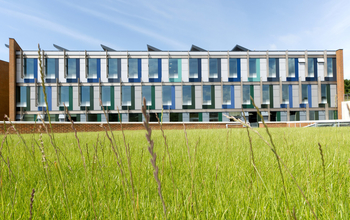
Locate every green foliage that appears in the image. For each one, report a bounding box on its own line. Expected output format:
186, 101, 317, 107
0, 128, 349, 219
344, 79, 350, 94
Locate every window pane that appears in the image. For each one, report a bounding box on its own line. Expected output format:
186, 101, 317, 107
262, 85, 270, 104
88, 59, 97, 78
122, 86, 132, 106
108, 59, 118, 78
269, 58, 276, 77
46, 59, 56, 79
38, 87, 45, 106
190, 113, 199, 122
162, 86, 172, 106
102, 86, 111, 106
321, 84, 327, 103
249, 59, 257, 77
302, 85, 308, 103
128, 59, 138, 78
288, 58, 295, 77
189, 59, 198, 78
67, 59, 77, 78
149, 59, 158, 78
60, 86, 70, 106
282, 85, 289, 104
223, 85, 231, 105
25, 58, 34, 78
169, 59, 178, 78
327, 58, 333, 77
229, 58, 237, 78
209, 112, 219, 122
209, 59, 218, 78
183, 86, 192, 105
17, 87, 27, 107
308, 58, 314, 77
142, 86, 152, 106
81, 87, 90, 106
243, 85, 250, 104
203, 85, 211, 105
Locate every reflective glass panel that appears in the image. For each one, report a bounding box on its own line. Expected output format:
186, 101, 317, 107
209, 59, 218, 78
302, 85, 308, 103
308, 58, 314, 77
321, 84, 327, 103
203, 85, 211, 105
60, 86, 69, 107
183, 86, 192, 105
122, 86, 132, 106
38, 87, 45, 106
162, 86, 172, 105
327, 58, 333, 77
46, 58, 56, 79
142, 86, 152, 106
169, 59, 178, 78
81, 87, 90, 107
249, 59, 257, 77
262, 85, 270, 104
269, 58, 276, 77
288, 58, 295, 77
243, 85, 250, 104
17, 87, 27, 107
149, 59, 158, 78
25, 58, 34, 78
229, 58, 237, 78
223, 85, 231, 105
102, 86, 111, 106
128, 59, 138, 78
282, 85, 289, 104
189, 59, 198, 78
67, 59, 77, 79
108, 58, 118, 78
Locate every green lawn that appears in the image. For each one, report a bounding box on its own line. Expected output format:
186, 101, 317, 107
0, 126, 349, 219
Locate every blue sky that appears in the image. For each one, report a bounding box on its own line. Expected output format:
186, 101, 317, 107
1, 0, 349, 78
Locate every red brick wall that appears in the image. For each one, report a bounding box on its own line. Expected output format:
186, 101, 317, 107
0, 60, 9, 119
0, 122, 244, 134
258, 122, 314, 128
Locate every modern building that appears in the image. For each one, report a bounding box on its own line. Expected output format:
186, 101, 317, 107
7, 38, 344, 126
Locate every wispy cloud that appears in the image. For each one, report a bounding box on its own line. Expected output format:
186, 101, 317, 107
64, 2, 187, 48
0, 6, 106, 47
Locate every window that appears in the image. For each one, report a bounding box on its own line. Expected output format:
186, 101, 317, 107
38, 87, 46, 107
321, 84, 327, 103
203, 85, 212, 105
269, 58, 277, 77
122, 86, 132, 106
229, 58, 238, 78
327, 58, 333, 77
128, 59, 138, 78
308, 58, 315, 77
243, 85, 250, 104
81, 87, 90, 107
46, 58, 56, 79
67, 58, 77, 79
249, 59, 257, 77
183, 86, 192, 105
162, 86, 172, 106
209, 112, 219, 122
17, 87, 27, 107
288, 58, 295, 77
302, 85, 308, 103
60, 86, 70, 106
24, 58, 35, 78
88, 59, 98, 78
223, 85, 231, 105
170, 113, 182, 122
282, 85, 289, 104
169, 59, 179, 78
262, 85, 270, 104
189, 59, 199, 78
108, 58, 119, 78
142, 86, 152, 106
101, 86, 111, 106
149, 59, 158, 78
209, 59, 218, 78
190, 113, 200, 122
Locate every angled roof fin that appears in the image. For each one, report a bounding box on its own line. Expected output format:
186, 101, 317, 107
53, 44, 68, 51
231, 44, 249, 51
147, 44, 161, 51
5, 44, 9, 48
190, 44, 206, 51
101, 44, 116, 51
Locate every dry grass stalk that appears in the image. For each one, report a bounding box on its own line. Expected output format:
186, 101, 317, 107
155, 110, 177, 193
242, 108, 256, 173
64, 105, 97, 220
29, 188, 35, 220
141, 97, 167, 219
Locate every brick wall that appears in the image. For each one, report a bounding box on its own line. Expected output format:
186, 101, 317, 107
258, 122, 314, 128
0, 122, 245, 134
0, 60, 9, 119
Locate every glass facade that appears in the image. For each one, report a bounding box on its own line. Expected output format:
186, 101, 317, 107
262, 85, 270, 104
183, 86, 192, 105
88, 59, 98, 78
46, 58, 56, 79
308, 58, 315, 77
60, 86, 70, 106
282, 85, 289, 104
128, 59, 138, 78
67, 58, 77, 79
202, 85, 212, 105
321, 84, 327, 103
122, 86, 132, 106
222, 85, 231, 105
142, 86, 152, 106
81, 86, 90, 107
149, 59, 158, 78
249, 59, 257, 77
229, 58, 237, 78
189, 59, 199, 78
243, 85, 250, 104
101, 86, 111, 106
38, 87, 45, 107
17, 87, 27, 107
327, 58, 333, 77
169, 59, 179, 78
108, 58, 118, 78
162, 86, 172, 106
302, 85, 308, 103
269, 58, 277, 77
288, 58, 295, 77
209, 59, 218, 78
24, 58, 35, 78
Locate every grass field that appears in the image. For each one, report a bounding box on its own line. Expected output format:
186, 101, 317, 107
0, 125, 349, 219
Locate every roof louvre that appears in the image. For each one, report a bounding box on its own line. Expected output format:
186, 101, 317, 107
231, 44, 249, 51
147, 44, 161, 51
101, 44, 116, 51
53, 44, 68, 51
190, 44, 206, 51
